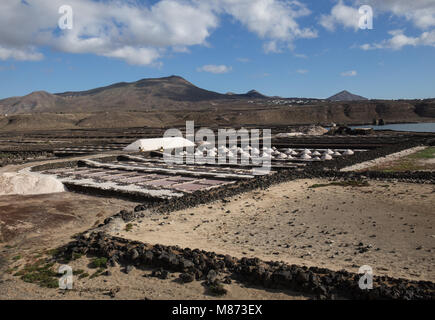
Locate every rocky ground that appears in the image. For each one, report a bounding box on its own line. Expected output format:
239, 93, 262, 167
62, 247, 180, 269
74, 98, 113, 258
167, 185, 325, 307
110, 179, 435, 282
0, 257, 311, 300
0, 178, 433, 300
0, 192, 139, 294
0, 133, 434, 300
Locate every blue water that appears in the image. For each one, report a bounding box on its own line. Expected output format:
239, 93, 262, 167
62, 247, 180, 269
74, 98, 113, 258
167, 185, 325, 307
351, 123, 435, 133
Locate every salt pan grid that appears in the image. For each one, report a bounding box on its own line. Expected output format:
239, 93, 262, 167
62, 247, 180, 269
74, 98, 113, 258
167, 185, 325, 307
39, 146, 366, 200
40, 159, 245, 199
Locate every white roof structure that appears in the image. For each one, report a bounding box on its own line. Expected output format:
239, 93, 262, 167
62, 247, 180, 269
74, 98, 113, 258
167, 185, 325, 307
123, 137, 195, 152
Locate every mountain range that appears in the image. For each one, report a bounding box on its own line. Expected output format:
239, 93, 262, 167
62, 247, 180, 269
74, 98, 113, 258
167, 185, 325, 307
327, 90, 368, 102
0, 76, 272, 115
0, 76, 433, 131
0, 75, 372, 115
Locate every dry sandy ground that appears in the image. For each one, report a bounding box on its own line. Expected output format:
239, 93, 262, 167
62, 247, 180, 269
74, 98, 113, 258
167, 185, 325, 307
111, 179, 435, 282
0, 192, 139, 295
0, 155, 308, 300
0, 192, 138, 244
0, 178, 433, 300
0, 256, 311, 300
0, 190, 309, 299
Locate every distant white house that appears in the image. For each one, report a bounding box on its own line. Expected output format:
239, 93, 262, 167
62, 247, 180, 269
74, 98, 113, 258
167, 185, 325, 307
123, 137, 195, 152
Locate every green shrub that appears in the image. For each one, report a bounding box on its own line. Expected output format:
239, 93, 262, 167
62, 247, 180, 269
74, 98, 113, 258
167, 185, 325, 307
90, 257, 108, 269
208, 282, 227, 296
15, 260, 58, 288
72, 253, 83, 260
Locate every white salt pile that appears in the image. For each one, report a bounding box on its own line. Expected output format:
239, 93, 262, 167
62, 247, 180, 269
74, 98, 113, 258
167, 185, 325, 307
0, 172, 65, 196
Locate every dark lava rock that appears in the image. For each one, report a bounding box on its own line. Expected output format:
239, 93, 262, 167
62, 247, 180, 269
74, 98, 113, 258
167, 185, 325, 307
180, 258, 195, 271
56, 231, 435, 301
296, 271, 309, 285
130, 249, 140, 260
207, 270, 218, 283
207, 280, 227, 296
120, 210, 136, 222
108, 287, 120, 298
151, 268, 169, 280
124, 265, 134, 274
179, 273, 195, 283
223, 276, 232, 284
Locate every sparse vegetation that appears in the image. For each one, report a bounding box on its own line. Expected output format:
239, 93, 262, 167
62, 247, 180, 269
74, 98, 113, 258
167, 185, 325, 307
46, 248, 60, 257
125, 223, 133, 232
90, 257, 108, 269
72, 252, 83, 260
6, 265, 19, 274
408, 147, 435, 160
90, 269, 105, 279
14, 259, 58, 288
73, 269, 85, 275
208, 282, 227, 296
372, 147, 435, 172
309, 180, 370, 189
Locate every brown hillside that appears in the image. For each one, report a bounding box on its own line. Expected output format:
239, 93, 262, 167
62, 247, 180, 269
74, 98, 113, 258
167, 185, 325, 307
0, 76, 433, 131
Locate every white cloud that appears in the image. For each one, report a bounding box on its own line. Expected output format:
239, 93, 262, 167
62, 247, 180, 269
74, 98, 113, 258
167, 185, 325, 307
263, 41, 281, 54
172, 46, 190, 53
197, 64, 232, 74
0, 46, 43, 61
0, 0, 318, 65
103, 47, 162, 66
0, 0, 218, 65
322, 1, 435, 31
322, 1, 435, 51
215, 0, 317, 50
320, 1, 361, 31
296, 69, 308, 74
341, 70, 357, 76
355, 0, 435, 29
361, 29, 435, 50
237, 58, 250, 63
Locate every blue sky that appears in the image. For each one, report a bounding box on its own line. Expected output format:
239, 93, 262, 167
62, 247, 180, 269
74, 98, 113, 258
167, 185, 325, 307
0, 0, 434, 100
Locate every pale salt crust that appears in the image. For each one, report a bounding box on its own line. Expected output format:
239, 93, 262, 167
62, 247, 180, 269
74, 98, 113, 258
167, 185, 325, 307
340, 146, 427, 172
121, 155, 256, 174
57, 176, 185, 199
82, 159, 255, 180
26, 165, 189, 199
0, 169, 65, 196
32, 164, 184, 199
